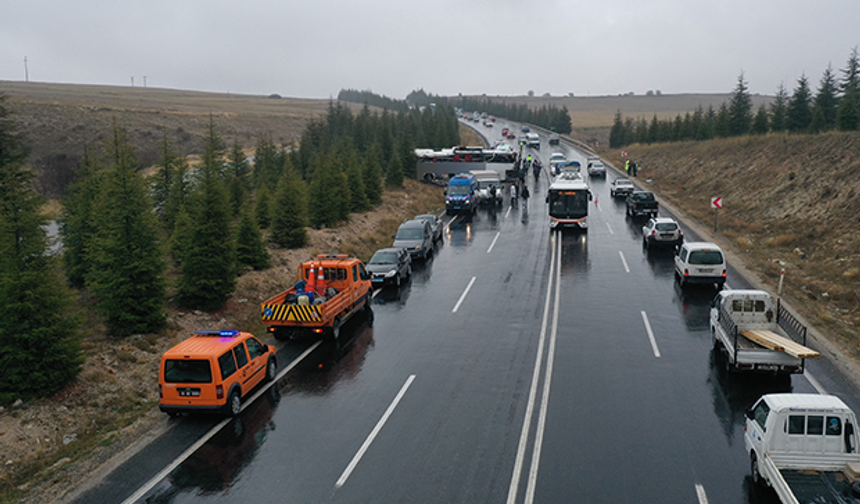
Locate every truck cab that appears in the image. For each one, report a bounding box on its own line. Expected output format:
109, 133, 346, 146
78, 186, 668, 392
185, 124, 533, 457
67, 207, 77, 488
746, 393, 860, 503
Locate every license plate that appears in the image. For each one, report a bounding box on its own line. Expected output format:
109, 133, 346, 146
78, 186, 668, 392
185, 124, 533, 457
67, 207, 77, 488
372, 278, 383, 283
757, 364, 778, 371
698, 268, 713, 274
660, 234, 673, 239
179, 389, 200, 397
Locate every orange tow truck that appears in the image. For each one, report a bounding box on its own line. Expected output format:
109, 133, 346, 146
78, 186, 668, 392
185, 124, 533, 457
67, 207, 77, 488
260, 255, 373, 341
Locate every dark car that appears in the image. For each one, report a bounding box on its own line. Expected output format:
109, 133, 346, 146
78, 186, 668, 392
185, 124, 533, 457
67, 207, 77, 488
626, 191, 659, 218
413, 214, 444, 243
393, 219, 435, 259
521, 125, 530, 133
366, 247, 412, 287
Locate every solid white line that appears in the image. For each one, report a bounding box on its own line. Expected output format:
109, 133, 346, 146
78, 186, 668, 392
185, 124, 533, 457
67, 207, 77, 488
120, 340, 322, 504
452, 276, 477, 313
487, 231, 501, 254
641, 311, 661, 358
335, 374, 416, 488
805, 370, 828, 395
506, 233, 557, 504
619, 250, 630, 273
524, 236, 562, 504
695, 483, 709, 504
606, 222, 614, 235
504, 206, 512, 219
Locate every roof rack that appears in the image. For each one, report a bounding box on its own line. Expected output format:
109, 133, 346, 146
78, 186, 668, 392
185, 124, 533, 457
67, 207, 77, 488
315, 254, 350, 259
194, 330, 240, 337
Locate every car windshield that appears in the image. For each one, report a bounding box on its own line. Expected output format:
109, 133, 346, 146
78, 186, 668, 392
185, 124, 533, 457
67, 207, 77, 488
689, 250, 724, 265
617, 180, 633, 186
164, 359, 212, 383
395, 228, 423, 240
551, 154, 565, 161
447, 184, 471, 196
633, 193, 654, 201
369, 252, 397, 264
655, 223, 678, 231
592, 163, 604, 168
478, 181, 499, 189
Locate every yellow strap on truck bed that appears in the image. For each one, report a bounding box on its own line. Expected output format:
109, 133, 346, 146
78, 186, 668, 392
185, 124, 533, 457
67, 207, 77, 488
739, 329, 820, 359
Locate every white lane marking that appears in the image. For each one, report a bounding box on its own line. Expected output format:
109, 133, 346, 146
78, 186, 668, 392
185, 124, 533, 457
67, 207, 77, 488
805, 370, 828, 395
335, 374, 416, 488
524, 236, 562, 504
641, 311, 661, 358
606, 222, 614, 235
487, 231, 501, 254
504, 206, 512, 219
452, 276, 477, 313
618, 250, 630, 273
120, 340, 322, 504
506, 233, 557, 504
695, 483, 709, 504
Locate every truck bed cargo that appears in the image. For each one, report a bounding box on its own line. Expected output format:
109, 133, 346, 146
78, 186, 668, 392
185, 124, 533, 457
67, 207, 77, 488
739, 329, 820, 359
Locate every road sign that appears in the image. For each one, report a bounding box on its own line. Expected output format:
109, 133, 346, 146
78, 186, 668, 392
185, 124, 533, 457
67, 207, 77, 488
710, 196, 722, 209
621, 151, 627, 157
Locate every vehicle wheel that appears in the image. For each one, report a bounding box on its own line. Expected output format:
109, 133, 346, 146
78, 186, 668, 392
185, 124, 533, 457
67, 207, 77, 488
750, 455, 763, 486
227, 390, 242, 417
272, 329, 288, 342
365, 306, 375, 326
265, 357, 277, 382
168, 411, 182, 418
331, 317, 341, 341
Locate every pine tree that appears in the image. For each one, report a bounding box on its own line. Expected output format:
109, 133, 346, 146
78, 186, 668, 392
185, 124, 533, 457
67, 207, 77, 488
270, 159, 308, 248
0, 94, 82, 402
226, 141, 249, 216
162, 154, 190, 233
362, 144, 384, 205
770, 84, 789, 132
728, 72, 753, 136
609, 110, 625, 148
715, 103, 731, 137
61, 145, 102, 288
175, 124, 236, 311
169, 206, 192, 267
840, 46, 860, 99
386, 150, 404, 188
787, 74, 813, 133
253, 135, 280, 189
751, 104, 769, 134
308, 155, 341, 228
815, 65, 839, 130
255, 185, 273, 229
86, 124, 166, 337
152, 134, 178, 222
235, 209, 270, 271
837, 86, 860, 131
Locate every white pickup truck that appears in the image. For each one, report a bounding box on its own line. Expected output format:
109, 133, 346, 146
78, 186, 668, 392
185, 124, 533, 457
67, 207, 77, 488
746, 393, 860, 504
709, 289, 819, 374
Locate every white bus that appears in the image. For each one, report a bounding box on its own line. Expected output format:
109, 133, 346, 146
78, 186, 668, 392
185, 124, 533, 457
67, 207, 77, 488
546, 168, 592, 230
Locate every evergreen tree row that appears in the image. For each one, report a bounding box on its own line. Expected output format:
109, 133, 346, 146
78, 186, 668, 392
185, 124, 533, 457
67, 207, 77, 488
336, 89, 411, 112
610, 47, 860, 148
0, 94, 82, 403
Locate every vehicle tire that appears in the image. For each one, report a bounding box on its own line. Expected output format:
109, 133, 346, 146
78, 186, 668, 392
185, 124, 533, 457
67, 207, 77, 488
750, 454, 763, 486
265, 357, 277, 382
365, 306, 375, 326
168, 411, 182, 418
227, 390, 242, 417
272, 329, 288, 342
331, 317, 341, 341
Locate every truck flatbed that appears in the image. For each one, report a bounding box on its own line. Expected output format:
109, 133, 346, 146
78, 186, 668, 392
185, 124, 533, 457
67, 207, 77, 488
781, 469, 857, 504
740, 329, 821, 359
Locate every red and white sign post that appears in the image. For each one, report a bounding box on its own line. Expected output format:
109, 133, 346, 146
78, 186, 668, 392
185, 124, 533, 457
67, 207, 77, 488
710, 196, 723, 231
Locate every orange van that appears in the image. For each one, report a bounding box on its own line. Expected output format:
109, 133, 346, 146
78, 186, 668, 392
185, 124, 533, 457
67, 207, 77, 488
159, 330, 277, 416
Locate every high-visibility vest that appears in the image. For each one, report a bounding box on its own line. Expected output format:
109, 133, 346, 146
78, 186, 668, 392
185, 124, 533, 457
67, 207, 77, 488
625, 160, 630, 171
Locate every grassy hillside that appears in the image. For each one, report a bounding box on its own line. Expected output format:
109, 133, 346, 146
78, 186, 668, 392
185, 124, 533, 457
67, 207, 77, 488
603, 132, 860, 362
0, 80, 338, 175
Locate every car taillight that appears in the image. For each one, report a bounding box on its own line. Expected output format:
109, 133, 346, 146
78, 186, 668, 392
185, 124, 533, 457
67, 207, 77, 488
651, 230, 656, 236
722, 269, 727, 278
216, 385, 224, 400
684, 269, 690, 277
159, 384, 163, 399
678, 229, 683, 235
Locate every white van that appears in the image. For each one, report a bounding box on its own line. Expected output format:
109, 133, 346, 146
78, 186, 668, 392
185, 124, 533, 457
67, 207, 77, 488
674, 242, 726, 288
526, 133, 540, 148
470, 170, 503, 206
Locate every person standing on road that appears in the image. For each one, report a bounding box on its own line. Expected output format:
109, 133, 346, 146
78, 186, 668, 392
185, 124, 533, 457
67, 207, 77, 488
631, 160, 638, 177
625, 159, 630, 174
521, 184, 530, 208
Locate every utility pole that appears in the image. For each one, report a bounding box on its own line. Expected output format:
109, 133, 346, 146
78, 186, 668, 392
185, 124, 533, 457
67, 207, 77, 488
143, 76, 147, 88
24, 56, 28, 82
131, 76, 134, 87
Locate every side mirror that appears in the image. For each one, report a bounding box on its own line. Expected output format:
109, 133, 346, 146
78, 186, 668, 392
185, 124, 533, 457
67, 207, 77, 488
745, 409, 755, 421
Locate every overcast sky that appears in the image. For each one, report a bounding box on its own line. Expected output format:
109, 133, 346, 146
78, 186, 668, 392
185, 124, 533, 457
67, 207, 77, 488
2, 0, 859, 100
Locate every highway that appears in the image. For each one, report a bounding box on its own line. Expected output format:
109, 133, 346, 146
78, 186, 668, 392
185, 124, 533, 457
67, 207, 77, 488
68, 121, 860, 504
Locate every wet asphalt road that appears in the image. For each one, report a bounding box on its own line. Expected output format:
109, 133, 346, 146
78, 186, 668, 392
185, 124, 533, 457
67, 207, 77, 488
72, 123, 860, 504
